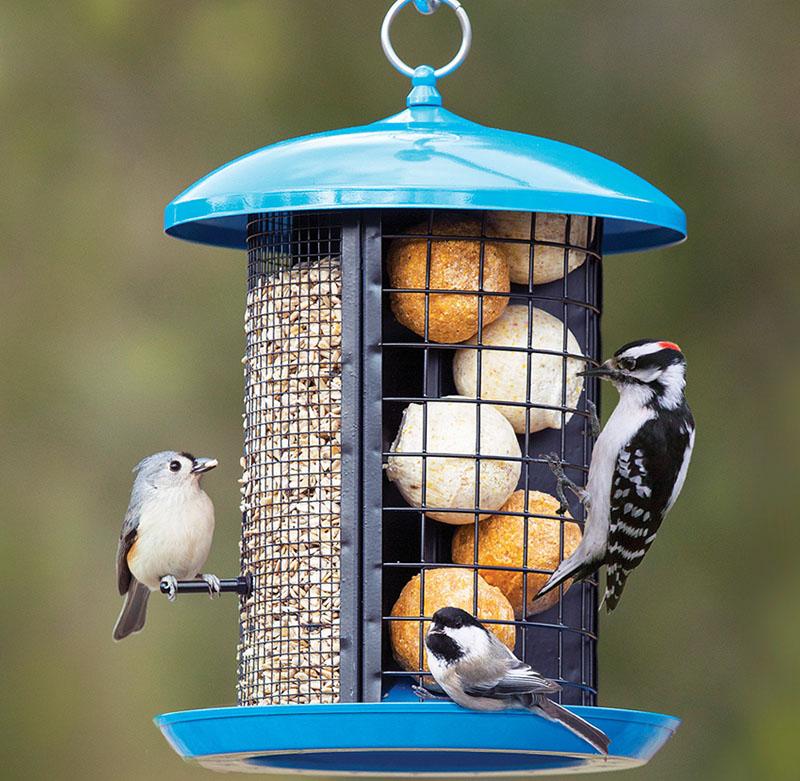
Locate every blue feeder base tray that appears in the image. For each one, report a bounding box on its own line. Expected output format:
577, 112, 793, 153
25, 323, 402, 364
155, 702, 679, 776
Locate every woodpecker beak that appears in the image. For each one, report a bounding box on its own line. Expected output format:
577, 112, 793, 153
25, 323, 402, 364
191, 457, 218, 474
577, 360, 616, 379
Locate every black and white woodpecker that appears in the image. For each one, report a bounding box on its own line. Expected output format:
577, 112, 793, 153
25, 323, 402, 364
538, 340, 695, 612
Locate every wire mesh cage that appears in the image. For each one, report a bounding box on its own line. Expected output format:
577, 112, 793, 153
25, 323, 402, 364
239, 213, 346, 705
379, 210, 602, 707
236, 208, 602, 708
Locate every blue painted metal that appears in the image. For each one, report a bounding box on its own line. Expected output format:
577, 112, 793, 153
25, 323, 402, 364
155, 702, 680, 775
407, 65, 442, 107
164, 100, 686, 255
412, 0, 441, 14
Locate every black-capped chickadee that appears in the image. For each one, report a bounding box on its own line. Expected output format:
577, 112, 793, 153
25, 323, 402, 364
113, 451, 219, 641
423, 607, 610, 755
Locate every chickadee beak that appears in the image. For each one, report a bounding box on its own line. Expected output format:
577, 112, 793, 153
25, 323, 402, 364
577, 360, 616, 379
191, 457, 218, 474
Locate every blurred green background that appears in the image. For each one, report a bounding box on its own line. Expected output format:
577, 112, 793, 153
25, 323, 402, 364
1, 1, 798, 779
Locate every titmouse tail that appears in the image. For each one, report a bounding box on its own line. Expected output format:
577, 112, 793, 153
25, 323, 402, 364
113, 580, 150, 641
534, 697, 610, 755
535, 552, 600, 601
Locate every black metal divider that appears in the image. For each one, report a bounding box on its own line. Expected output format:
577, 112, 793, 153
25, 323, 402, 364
338, 212, 364, 703
360, 211, 386, 703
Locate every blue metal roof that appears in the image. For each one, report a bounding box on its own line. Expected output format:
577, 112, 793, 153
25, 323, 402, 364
165, 79, 686, 254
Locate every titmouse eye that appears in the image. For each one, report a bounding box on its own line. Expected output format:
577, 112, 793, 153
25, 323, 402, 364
169, 460, 181, 472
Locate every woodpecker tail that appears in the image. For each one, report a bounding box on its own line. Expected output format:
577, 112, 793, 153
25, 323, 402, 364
601, 564, 630, 613
535, 553, 601, 602
534, 697, 610, 756
113, 579, 150, 641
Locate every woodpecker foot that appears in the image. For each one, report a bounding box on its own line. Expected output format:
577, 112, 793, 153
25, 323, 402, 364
543, 454, 572, 514
555, 491, 570, 517
543, 453, 590, 514
160, 575, 178, 602
198, 573, 221, 599
412, 684, 449, 702
587, 400, 601, 439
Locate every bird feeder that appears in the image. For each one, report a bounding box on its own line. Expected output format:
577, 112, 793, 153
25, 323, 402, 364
155, 0, 685, 774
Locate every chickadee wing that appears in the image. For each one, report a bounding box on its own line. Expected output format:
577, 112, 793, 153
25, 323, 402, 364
464, 658, 562, 699
116, 507, 140, 596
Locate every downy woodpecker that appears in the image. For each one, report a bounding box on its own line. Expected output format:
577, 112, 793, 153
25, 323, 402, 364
537, 340, 695, 612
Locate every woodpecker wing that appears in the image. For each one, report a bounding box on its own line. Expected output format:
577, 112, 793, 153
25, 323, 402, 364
665, 423, 696, 515
605, 404, 695, 610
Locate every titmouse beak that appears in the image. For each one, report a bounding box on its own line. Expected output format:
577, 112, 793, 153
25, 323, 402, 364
191, 457, 218, 474
577, 360, 616, 379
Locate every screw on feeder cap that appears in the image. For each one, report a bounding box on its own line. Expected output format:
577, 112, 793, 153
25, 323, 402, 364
407, 65, 442, 107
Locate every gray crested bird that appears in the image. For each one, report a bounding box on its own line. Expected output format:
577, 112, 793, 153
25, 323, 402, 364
538, 340, 695, 612
113, 451, 219, 641
422, 607, 610, 755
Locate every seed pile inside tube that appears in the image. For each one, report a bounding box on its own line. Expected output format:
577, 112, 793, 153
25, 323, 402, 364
238, 256, 342, 706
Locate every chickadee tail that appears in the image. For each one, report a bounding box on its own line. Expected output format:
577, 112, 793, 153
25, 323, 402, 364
535, 697, 610, 756
535, 554, 600, 601
113, 580, 150, 641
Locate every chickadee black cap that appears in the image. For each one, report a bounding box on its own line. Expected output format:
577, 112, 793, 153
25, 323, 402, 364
431, 606, 484, 631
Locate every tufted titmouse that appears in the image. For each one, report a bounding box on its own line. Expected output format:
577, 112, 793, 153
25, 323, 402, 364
113, 451, 219, 641
423, 607, 610, 755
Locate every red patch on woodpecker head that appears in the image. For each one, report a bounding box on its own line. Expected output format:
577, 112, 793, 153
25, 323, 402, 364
659, 341, 681, 352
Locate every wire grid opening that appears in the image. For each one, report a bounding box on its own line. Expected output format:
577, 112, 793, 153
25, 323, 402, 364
238, 212, 343, 705
381, 210, 602, 706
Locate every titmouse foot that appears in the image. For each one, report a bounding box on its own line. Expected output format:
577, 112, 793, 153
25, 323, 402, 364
160, 575, 178, 602
198, 573, 221, 599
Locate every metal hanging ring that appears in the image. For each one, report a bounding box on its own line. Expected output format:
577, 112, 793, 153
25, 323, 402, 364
381, 0, 472, 80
